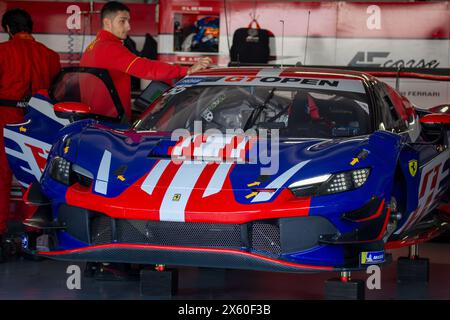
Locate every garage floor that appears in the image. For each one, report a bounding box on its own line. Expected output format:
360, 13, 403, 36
0, 242, 449, 300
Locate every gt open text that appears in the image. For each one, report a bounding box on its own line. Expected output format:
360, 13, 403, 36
177, 304, 271, 318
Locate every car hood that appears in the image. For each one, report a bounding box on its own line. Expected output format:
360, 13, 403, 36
72, 126, 376, 197
59, 125, 402, 222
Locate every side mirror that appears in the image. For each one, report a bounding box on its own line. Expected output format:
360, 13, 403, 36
420, 113, 450, 125
54, 102, 92, 121
429, 104, 450, 114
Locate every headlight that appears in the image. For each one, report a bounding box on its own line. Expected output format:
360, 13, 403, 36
289, 168, 371, 197
49, 157, 93, 187
49, 156, 71, 185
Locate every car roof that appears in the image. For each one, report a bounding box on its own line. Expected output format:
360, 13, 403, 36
193, 67, 375, 82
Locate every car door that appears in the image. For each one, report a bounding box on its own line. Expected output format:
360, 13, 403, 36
3, 67, 126, 188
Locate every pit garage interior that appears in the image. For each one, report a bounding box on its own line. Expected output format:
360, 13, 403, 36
0, 0, 450, 301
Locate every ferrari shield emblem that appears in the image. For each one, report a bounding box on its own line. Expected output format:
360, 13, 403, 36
172, 194, 181, 201
409, 160, 418, 177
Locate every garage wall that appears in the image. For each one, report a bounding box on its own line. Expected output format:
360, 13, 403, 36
0, 1, 157, 65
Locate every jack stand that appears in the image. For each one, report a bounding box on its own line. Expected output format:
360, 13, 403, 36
140, 264, 178, 298
397, 244, 429, 283
324, 271, 365, 300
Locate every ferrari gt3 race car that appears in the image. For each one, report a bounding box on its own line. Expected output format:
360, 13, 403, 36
5, 67, 450, 272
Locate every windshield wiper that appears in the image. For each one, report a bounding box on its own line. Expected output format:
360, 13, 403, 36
243, 88, 276, 131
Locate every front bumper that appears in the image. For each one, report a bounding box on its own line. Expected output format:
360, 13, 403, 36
39, 243, 337, 272
29, 202, 388, 271
25, 183, 390, 271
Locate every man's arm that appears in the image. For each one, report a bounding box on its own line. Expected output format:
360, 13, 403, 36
100, 43, 211, 81
101, 43, 187, 81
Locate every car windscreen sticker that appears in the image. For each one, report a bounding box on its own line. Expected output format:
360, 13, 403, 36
176, 76, 224, 87
179, 76, 365, 93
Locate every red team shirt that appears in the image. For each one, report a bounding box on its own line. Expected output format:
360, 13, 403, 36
80, 30, 189, 120
0, 32, 60, 109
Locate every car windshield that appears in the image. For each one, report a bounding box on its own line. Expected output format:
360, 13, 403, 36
134, 82, 371, 139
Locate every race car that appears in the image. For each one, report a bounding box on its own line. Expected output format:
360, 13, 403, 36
6, 66, 450, 272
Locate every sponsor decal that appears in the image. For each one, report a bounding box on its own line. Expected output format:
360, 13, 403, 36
177, 77, 206, 86
348, 51, 440, 69
360, 251, 385, 265
177, 76, 223, 86
400, 91, 441, 97
177, 76, 366, 93
247, 181, 261, 187
409, 159, 418, 177
350, 149, 369, 166
245, 191, 258, 199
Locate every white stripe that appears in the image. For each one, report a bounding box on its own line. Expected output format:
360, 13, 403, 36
252, 161, 310, 203
4, 128, 52, 182
172, 134, 198, 157
159, 161, 207, 222
203, 163, 233, 197
141, 160, 170, 195
94, 150, 111, 195
29, 97, 70, 126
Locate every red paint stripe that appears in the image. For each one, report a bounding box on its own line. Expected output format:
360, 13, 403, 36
385, 227, 444, 249
421, 114, 450, 125
419, 170, 432, 198
38, 243, 334, 271
439, 203, 450, 214
430, 164, 441, 189
22, 184, 32, 205
353, 199, 385, 223
369, 72, 450, 82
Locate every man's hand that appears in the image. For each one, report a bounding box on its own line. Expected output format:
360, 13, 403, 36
187, 57, 212, 75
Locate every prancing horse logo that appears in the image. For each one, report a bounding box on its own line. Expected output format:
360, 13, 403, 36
409, 160, 418, 177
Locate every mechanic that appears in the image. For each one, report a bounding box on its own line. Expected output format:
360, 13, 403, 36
80, 1, 212, 121
0, 8, 61, 254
